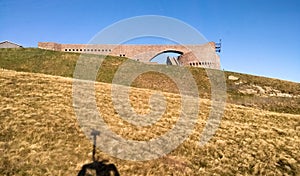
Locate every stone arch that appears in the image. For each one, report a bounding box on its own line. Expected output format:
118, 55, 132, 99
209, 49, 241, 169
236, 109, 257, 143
149, 49, 184, 62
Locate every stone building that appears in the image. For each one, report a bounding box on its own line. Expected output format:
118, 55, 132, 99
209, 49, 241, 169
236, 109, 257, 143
38, 42, 220, 69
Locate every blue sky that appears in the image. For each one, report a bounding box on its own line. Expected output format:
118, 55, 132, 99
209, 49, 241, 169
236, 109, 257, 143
1, 0, 299, 82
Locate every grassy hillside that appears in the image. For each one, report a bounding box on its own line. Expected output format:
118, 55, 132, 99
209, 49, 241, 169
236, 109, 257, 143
0, 48, 300, 114
0, 69, 299, 175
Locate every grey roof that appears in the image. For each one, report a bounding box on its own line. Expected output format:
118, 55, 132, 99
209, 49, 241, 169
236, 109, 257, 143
0, 40, 23, 47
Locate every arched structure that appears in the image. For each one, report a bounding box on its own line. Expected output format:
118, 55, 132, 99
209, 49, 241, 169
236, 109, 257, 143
149, 50, 183, 64
150, 50, 184, 60
38, 42, 220, 69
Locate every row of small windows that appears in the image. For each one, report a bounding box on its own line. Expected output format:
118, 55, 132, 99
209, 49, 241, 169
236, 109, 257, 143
64, 48, 112, 52
189, 62, 213, 66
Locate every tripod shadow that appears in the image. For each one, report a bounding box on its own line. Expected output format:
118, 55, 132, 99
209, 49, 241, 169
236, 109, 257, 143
77, 130, 120, 176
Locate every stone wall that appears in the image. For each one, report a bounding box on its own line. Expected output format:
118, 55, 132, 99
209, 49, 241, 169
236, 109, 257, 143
38, 42, 61, 51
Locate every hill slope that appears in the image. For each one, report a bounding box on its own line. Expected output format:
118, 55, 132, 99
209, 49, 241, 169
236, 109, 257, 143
0, 69, 299, 175
0, 48, 299, 114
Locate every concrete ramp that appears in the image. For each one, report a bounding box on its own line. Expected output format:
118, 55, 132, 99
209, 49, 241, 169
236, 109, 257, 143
166, 56, 179, 65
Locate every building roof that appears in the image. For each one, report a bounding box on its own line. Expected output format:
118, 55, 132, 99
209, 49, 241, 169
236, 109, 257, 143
0, 40, 23, 47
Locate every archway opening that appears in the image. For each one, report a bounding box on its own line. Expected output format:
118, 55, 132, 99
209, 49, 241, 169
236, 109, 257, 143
150, 50, 183, 65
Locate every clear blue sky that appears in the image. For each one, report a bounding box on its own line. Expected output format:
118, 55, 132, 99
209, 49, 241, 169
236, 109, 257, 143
1, 0, 299, 82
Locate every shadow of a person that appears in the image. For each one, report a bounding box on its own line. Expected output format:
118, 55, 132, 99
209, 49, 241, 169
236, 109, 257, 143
77, 160, 120, 176
77, 129, 120, 176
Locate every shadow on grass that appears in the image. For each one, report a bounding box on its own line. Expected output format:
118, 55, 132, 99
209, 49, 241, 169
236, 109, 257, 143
77, 129, 120, 176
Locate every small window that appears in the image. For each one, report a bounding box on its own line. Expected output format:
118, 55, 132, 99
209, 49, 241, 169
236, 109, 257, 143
69, 49, 71, 51
102, 49, 104, 52
120, 54, 122, 57
87, 49, 90, 51
91, 49, 93, 51
105, 49, 108, 52
123, 54, 125, 57
76, 49, 78, 51
109, 49, 111, 52
84, 49, 86, 51
72, 49, 75, 51
65, 49, 67, 51
98, 49, 101, 51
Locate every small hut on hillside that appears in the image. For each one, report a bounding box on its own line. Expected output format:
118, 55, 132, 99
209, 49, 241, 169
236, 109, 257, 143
0, 40, 23, 48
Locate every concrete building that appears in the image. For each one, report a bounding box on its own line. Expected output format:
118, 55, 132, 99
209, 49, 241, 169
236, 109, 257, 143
0, 41, 23, 48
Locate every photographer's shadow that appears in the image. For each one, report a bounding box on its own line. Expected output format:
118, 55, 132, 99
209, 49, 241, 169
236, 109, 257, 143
77, 130, 120, 176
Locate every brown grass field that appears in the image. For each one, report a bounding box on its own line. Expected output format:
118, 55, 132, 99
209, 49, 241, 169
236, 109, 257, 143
0, 68, 299, 175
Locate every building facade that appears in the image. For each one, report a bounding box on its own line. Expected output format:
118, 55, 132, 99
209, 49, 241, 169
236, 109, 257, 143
38, 42, 220, 69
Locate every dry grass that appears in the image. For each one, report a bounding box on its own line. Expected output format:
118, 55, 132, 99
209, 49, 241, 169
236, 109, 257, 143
1, 69, 299, 175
